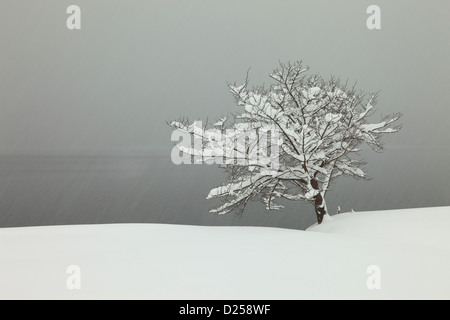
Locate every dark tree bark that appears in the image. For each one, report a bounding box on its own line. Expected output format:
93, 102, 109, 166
314, 193, 327, 224
311, 178, 327, 224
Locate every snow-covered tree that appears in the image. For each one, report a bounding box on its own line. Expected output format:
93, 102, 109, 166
170, 61, 401, 224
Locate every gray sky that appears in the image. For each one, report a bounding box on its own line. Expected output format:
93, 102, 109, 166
0, 0, 449, 155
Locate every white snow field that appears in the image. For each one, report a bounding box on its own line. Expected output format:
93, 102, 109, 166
1, 206, 450, 300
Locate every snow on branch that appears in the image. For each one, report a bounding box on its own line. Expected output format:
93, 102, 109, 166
169, 61, 402, 217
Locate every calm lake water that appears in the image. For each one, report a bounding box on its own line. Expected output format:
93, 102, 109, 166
0, 147, 448, 230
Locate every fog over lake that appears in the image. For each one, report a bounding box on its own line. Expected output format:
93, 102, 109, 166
0, 145, 448, 229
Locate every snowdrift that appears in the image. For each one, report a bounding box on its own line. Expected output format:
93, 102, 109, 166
1, 207, 449, 299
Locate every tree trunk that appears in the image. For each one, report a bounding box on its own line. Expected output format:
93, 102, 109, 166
314, 192, 328, 225
310, 178, 328, 224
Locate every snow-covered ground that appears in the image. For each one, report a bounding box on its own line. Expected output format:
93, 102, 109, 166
1, 206, 450, 300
